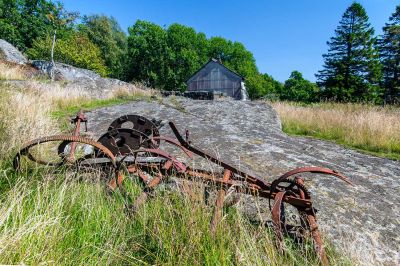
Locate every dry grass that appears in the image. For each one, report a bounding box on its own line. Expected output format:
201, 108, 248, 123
0, 81, 91, 156
271, 101, 400, 160
0, 79, 152, 157
0, 70, 351, 264
0, 61, 37, 80
109, 82, 156, 100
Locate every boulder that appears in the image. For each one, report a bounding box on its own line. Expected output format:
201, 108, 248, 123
0, 39, 28, 64
30, 60, 137, 97
30, 60, 101, 81
86, 98, 400, 265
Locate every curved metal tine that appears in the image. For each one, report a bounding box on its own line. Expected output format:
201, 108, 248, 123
276, 167, 353, 186
150, 136, 193, 158
269, 166, 353, 210
271, 191, 287, 251
295, 177, 329, 266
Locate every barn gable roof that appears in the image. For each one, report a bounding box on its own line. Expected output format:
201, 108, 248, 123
186, 58, 244, 83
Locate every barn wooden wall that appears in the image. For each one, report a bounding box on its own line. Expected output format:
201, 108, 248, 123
187, 61, 242, 99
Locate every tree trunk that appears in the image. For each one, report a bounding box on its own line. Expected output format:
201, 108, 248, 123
50, 29, 57, 81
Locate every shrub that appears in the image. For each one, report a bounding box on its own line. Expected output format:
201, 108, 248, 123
279, 71, 319, 103
27, 33, 108, 77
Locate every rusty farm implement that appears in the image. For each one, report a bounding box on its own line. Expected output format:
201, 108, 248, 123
13, 110, 352, 265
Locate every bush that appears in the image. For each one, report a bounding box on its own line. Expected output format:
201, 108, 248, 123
280, 71, 319, 103
27, 33, 108, 77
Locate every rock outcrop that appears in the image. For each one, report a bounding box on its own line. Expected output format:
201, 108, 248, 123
0, 39, 28, 64
86, 98, 400, 265
0, 40, 139, 97
30, 60, 133, 93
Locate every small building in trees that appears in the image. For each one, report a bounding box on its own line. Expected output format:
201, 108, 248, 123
186, 58, 248, 100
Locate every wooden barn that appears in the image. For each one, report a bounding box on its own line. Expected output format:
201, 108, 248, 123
186, 58, 248, 100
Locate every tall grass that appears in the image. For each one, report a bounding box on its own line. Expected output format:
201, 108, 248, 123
0, 166, 349, 265
0, 76, 351, 265
0, 61, 28, 80
271, 101, 400, 160
0, 80, 154, 157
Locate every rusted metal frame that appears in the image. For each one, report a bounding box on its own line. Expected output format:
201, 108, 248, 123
13, 112, 352, 266
148, 136, 193, 158
295, 176, 309, 231
18, 110, 87, 167
133, 148, 187, 172
268, 166, 353, 212
130, 159, 174, 211
14, 134, 117, 170
271, 191, 287, 251
210, 169, 231, 235
295, 177, 329, 266
160, 167, 314, 209
108, 173, 125, 191
161, 166, 312, 209
169, 121, 268, 188
167, 166, 315, 210
68, 109, 87, 162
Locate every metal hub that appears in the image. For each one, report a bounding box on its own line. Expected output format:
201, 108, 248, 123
107, 114, 160, 138
97, 128, 156, 156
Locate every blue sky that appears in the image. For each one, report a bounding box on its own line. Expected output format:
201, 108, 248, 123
62, 0, 398, 82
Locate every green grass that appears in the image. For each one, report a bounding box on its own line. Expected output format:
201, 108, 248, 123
0, 161, 350, 265
51, 94, 153, 131
51, 95, 152, 120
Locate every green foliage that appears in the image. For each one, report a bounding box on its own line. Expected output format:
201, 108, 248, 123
126, 20, 280, 98
0, 0, 75, 51
4, 1, 400, 104
316, 3, 382, 103
243, 73, 277, 99
207, 37, 267, 99
379, 5, 400, 104
164, 23, 208, 91
280, 71, 319, 102
78, 15, 128, 80
27, 33, 108, 76
126, 20, 170, 89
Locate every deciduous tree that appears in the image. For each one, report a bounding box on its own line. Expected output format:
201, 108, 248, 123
281, 71, 319, 102
126, 20, 169, 88
165, 23, 208, 90
79, 15, 127, 79
0, 0, 74, 51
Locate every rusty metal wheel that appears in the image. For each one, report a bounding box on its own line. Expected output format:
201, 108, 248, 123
269, 179, 312, 244
96, 128, 158, 156
108, 114, 160, 139
13, 135, 117, 171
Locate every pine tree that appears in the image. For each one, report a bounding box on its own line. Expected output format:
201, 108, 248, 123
379, 5, 400, 104
316, 3, 382, 102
